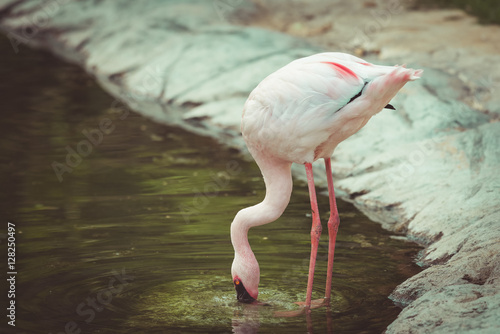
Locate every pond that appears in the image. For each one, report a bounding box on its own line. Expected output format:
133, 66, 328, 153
0, 35, 421, 333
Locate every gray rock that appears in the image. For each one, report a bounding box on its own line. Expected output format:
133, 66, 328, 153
387, 284, 500, 334
334, 68, 500, 333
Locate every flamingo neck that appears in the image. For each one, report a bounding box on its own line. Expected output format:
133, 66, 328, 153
231, 156, 293, 260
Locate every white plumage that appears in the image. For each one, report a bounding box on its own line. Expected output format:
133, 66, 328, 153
242, 52, 422, 163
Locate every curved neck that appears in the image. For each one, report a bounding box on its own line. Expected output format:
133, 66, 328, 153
231, 156, 293, 257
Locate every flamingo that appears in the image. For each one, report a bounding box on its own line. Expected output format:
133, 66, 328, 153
230, 52, 422, 310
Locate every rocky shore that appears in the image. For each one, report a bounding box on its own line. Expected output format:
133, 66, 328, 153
1, 0, 498, 332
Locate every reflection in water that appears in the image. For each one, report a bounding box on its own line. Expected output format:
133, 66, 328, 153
0, 35, 422, 333
233, 303, 338, 334
232, 304, 261, 334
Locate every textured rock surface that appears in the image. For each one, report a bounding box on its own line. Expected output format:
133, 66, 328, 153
1, 0, 498, 332
387, 284, 500, 334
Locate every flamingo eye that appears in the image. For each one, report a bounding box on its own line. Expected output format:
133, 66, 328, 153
234, 279, 241, 285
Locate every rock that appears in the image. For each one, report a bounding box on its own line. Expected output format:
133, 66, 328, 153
387, 284, 500, 334
1, 0, 499, 332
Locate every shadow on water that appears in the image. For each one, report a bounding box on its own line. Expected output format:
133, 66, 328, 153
0, 35, 422, 333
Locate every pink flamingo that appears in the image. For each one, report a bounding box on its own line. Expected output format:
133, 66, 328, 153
231, 52, 422, 310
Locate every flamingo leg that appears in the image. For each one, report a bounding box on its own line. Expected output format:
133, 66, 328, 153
304, 163, 322, 309
324, 158, 340, 303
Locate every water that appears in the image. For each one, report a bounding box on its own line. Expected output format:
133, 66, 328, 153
0, 36, 421, 333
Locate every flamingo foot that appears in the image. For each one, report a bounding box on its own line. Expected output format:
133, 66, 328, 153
274, 298, 326, 317
295, 298, 327, 309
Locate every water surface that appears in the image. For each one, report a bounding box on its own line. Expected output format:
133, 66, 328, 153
0, 36, 421, 333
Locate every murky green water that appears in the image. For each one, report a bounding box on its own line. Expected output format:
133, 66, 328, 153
0, 36, 421, 333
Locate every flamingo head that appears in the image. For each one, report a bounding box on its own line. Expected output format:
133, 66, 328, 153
231, 254, 259, 303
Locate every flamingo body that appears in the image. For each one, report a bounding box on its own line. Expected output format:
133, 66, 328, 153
242, 52, 421, 164
231, 52, 422, 306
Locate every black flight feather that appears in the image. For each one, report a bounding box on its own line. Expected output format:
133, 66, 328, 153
345, 82, 396, 110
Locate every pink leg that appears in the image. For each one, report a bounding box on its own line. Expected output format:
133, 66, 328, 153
324, 158, 340, 303
304, 163, 322, 309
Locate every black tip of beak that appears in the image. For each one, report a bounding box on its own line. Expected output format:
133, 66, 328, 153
234, 280, 256, 303
385, 103, 396, 110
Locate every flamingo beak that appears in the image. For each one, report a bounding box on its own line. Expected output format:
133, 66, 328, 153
233, 278, 256, 303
